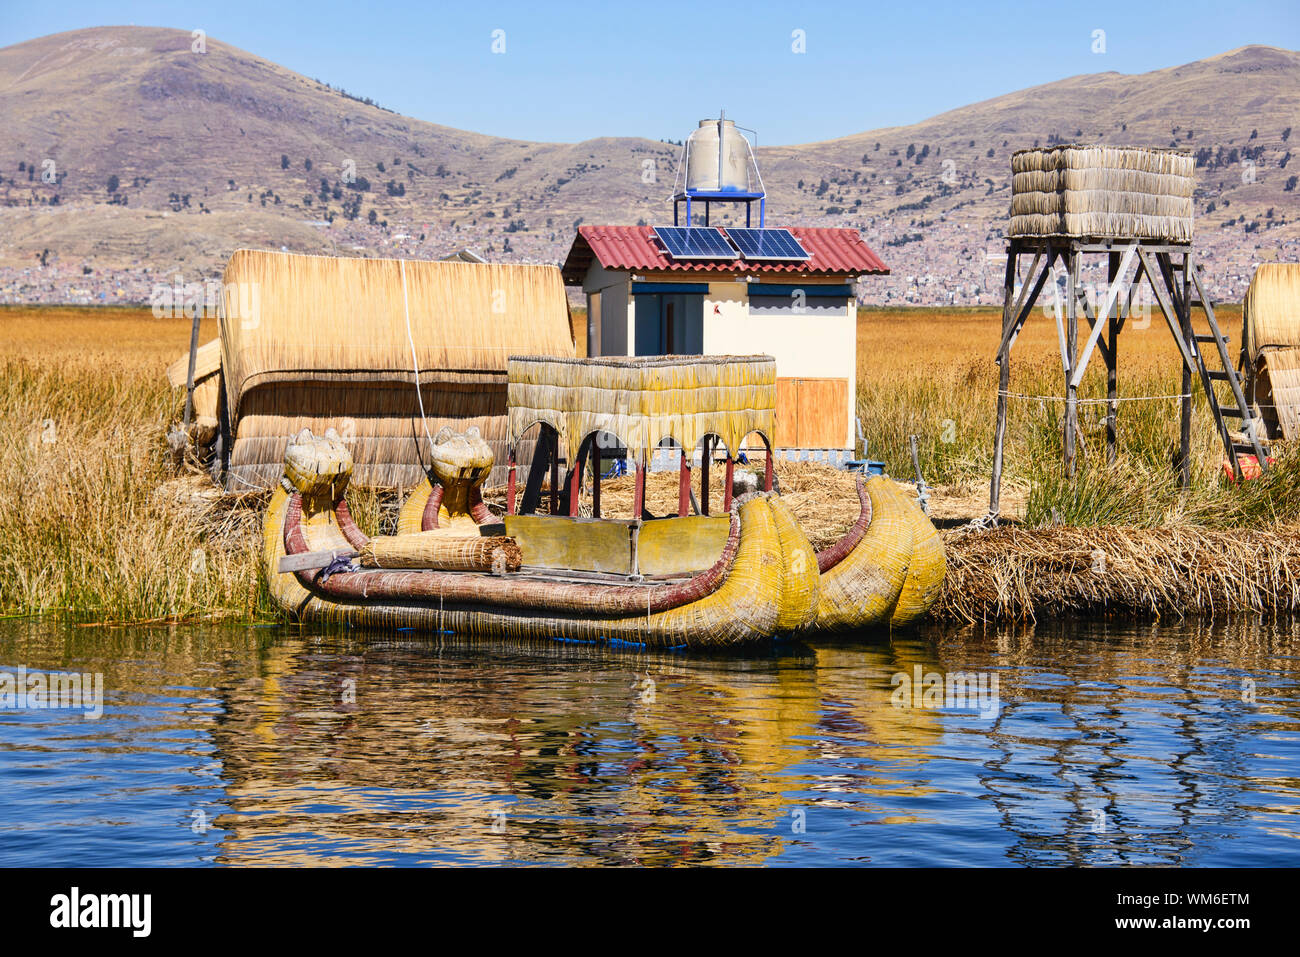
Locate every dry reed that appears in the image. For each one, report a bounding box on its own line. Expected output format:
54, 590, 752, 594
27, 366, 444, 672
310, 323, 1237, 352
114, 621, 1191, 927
217, 249, 576, 488
938, 523, 1300, 623
1242, 262, 1300, 439
1010, 145, 1195, 241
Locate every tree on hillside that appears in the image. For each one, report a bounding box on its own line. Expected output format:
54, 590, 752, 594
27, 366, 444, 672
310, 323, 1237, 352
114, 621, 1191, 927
281, 154, 290, 169
106, 174, 119, 194
305, 158, 313, 171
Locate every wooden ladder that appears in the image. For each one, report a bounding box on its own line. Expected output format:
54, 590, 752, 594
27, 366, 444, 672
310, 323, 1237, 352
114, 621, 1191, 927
1173, 259, 1270, 479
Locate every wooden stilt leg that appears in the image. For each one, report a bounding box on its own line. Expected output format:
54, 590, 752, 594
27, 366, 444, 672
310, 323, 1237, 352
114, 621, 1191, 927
1106, 251, 1119, 464
990, 243, 1018, 517
723, 456, 734, 512
506, 449, 517, 515
1178, 251, 1193, 489
1064, 248, 1079, 478
678, 447, 691, 517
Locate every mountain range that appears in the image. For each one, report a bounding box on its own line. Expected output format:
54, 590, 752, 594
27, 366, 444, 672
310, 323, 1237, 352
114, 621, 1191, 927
1, 26, 1297, 305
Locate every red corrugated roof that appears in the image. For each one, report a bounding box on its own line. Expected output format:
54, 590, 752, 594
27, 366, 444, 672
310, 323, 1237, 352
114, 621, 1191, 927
561, 225, 889, 284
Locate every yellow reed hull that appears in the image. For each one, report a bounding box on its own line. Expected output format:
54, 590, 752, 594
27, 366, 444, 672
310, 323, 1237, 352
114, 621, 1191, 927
265, 476, 945, 645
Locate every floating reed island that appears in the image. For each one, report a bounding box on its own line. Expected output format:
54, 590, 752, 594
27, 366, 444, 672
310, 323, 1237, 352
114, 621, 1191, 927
146, 136, 1300, 637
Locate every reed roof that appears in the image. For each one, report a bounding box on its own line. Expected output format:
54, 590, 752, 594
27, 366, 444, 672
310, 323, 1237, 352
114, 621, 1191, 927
1244, 263, 1300, 356
507, 354, 777, 463
219, 249, 575, 420
214, 249, 574, 490
1009, 145, 1195, 242
1244, 263, 1300, 440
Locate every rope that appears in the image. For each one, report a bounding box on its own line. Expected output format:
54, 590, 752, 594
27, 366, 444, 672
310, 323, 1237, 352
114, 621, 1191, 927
400, 258, 437, 463
998, 390, 1192, 405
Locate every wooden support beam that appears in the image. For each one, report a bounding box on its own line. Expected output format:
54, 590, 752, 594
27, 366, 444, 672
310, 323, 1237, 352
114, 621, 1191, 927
520, 426, 554, 516
763, 444, 775, 492
1175, 252, 1194, 489
591, 438, 601, 518
994, 248, 1048, 361
181, 303, 202, 436
1106, 252, 1119, 463
506, 449, 517, 515
723, 456, 735, 512
990, 244, 1019, 517
1069, 244, 1136, 388
677, 448, 691, 517
1064, 249, 1080, 477
1135, 247, 1196, 373
549, 430, 560, 514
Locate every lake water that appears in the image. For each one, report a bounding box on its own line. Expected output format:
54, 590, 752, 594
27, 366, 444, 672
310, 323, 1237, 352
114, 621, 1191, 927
1, 617, 1297, 866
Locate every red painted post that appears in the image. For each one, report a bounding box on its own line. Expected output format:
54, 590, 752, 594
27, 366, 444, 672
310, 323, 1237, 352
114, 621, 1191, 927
763, 444, 774, 492
568, 461, 582, 517
633, 456, 646, 519
506, 449, 517, 515
700, 437, 711, 515
723, 456, 734, 511
678, 447, 691, 517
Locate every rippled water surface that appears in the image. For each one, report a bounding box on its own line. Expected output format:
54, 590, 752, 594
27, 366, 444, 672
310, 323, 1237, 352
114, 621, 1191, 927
1, 618, 1298, 866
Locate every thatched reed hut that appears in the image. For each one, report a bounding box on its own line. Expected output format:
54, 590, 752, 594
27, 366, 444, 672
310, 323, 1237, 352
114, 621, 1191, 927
214, 249, 575, 490
1243, 262, 1300, 439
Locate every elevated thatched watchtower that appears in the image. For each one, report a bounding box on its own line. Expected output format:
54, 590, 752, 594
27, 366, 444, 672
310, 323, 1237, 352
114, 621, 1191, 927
987, 145, 1271, 521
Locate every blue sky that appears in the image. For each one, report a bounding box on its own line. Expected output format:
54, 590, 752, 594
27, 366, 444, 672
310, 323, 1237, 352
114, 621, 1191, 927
3, 0, 1297, 145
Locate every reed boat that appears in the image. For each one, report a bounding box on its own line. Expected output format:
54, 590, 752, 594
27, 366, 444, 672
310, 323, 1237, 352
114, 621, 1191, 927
264, 355, 944, 646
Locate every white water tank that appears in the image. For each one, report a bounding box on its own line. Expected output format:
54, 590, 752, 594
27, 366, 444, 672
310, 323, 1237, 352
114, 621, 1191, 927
685, 119, 751, 192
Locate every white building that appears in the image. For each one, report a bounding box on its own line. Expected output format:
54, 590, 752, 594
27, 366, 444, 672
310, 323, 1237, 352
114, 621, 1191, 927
560, 223, 889, 458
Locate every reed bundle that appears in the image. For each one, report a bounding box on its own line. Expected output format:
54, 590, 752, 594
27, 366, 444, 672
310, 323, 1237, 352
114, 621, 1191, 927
507, 354, 777, 465
1244, 263, 1300, 355
218, 249, 575, 488
359, 530, 522, 572
1009, 145, 1195, 242
1242, 263, 1300, 439
936, 524, 1300, 623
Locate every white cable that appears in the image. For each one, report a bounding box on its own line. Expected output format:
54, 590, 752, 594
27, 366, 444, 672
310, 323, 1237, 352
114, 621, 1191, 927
998, 390, 1192, 405
400, 258, 436, 462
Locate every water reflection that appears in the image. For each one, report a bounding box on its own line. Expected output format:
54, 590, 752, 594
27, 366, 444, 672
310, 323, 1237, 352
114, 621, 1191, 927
0, 617, 1297, 866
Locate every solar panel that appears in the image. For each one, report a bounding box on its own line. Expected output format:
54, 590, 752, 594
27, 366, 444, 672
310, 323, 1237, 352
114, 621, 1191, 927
653, 226, 736, 261
725, 228, 811, 262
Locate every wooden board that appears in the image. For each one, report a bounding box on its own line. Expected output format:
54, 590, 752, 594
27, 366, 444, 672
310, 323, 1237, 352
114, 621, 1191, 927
636, 515, 730, 577
775, 377, 849, 448
775, 377, 800, 447
504, 515, 635, 575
